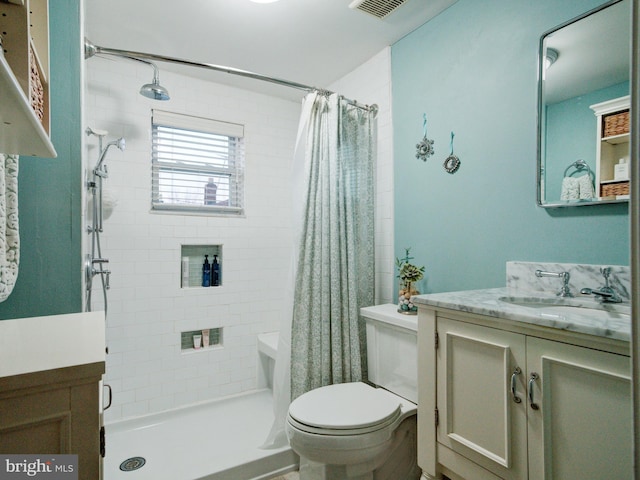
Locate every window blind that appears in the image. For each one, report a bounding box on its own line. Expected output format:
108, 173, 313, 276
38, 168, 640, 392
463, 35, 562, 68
151, 110, 245, 215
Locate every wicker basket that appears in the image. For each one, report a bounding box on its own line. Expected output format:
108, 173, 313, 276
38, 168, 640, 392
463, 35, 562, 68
600, 181, 629, 197
603, 110, 630, 138
29, 44, 44, 123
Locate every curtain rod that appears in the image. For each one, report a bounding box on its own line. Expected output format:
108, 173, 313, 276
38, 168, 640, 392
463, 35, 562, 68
84, 38, 378, 115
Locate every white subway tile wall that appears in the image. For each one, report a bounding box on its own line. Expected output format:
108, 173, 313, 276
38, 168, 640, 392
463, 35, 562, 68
84, 47, 393, 422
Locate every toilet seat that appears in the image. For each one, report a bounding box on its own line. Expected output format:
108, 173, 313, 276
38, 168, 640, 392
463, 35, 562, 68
288, 382, 401, 436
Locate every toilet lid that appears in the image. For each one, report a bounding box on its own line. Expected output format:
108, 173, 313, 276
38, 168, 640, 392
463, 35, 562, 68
288, 382, 401, 431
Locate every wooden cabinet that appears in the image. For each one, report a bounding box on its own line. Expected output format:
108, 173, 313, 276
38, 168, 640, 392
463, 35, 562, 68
419, 310, 631, 480
0, 362, 105, 478
436, 318, 527, 480
0, 0, 56, 157
525, 336, 631, 479
0, 312, 105, 478
590, 96, 630, 200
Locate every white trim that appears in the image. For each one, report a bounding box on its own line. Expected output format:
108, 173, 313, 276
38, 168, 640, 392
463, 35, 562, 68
152, 109, 244, 138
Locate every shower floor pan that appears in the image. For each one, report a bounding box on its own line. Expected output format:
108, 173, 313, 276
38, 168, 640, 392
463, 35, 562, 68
104, 389, 297, 480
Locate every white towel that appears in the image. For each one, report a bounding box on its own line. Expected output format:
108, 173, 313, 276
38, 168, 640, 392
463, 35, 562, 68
0, 153, 19, 302
561, 177, 579, 200
578, 175, 595, 200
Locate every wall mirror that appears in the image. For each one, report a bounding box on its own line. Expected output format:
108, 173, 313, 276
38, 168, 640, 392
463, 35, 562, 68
537, 0, 630, 207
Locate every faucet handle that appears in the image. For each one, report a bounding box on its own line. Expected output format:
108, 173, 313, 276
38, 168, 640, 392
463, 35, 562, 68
600, 266, 613, 289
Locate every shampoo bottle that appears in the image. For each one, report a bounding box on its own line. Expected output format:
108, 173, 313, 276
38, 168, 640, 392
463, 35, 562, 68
212, 255, 220, 286
202, 255, 211, 287
204, 178, 217, 205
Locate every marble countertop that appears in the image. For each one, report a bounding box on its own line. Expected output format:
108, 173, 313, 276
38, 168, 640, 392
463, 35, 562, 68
413, 287, 631, 343
0, 311, 106, 378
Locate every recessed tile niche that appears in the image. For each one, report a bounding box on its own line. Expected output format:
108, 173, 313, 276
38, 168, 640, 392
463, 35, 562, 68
181, 245, 222, 288
181, 328, 223, 352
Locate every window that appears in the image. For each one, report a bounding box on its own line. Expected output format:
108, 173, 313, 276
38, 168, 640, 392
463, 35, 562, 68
151, 110, 244, 215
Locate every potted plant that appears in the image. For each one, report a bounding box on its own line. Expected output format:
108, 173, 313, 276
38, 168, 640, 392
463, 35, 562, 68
396, 248, 425, 315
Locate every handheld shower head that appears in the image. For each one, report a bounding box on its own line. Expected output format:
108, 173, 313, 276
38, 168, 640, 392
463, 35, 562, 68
95, 137, 125, 173
114, 137, 126, 151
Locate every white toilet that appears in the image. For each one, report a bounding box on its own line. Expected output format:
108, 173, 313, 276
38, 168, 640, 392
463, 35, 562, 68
285, 304, 421, 480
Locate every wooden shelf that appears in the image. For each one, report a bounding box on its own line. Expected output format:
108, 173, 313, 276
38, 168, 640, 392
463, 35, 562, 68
0, 54, 56, 157
603, 133, 629, 145
0, 0, 56, 158
590, 95, 630, 201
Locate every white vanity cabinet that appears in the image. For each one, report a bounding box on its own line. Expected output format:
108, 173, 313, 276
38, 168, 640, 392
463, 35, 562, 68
418, 309, 632, 480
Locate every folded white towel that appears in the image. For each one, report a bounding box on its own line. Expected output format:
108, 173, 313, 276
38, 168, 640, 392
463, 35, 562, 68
561, 177, 579, 200
578, 174, 595, 200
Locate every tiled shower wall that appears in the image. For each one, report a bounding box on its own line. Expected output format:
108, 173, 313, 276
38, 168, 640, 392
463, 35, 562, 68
84, 48, 393, 422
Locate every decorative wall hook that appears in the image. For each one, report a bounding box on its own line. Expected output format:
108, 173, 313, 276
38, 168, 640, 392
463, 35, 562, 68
443, 131, 461, 174
416, 114, 435, 162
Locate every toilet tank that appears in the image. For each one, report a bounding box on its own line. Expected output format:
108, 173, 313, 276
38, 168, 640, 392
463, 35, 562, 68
361, 304, 418, 403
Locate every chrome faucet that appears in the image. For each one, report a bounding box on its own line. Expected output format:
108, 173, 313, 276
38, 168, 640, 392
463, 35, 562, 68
580, 267, 622, 303
535, 269, 573, 297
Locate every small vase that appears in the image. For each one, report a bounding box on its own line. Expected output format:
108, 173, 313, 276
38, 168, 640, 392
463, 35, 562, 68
398, 281, 419, 315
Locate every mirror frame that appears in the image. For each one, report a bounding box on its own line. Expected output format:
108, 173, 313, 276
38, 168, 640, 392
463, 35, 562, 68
536, 0, 630, 208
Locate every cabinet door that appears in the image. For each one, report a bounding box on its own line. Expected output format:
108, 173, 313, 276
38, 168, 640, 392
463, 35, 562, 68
437, 318, 528, 480
526, 337, 631, 479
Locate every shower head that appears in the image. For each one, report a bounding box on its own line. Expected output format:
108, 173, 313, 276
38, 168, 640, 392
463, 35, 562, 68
113, 137, 126, 151
140, 63, 170, 101
95, 137, 126, 172
140, 80, 170, 101
85, 37, 170, 101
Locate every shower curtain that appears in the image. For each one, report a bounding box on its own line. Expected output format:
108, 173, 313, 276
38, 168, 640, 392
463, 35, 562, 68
0, 153, 19, 302
263, 92, 376, 447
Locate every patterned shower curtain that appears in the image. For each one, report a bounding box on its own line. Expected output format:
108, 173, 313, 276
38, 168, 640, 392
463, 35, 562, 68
262, 92, 376, 448
289, 92, 375, 400
0, 153, 19, 302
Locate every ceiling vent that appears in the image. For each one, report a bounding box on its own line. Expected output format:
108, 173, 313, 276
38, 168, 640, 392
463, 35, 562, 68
349, 0, 408, 19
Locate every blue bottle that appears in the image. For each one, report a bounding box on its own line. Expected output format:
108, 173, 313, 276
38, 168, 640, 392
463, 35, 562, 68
212, 254, 220, 286
202, 255, 211, 287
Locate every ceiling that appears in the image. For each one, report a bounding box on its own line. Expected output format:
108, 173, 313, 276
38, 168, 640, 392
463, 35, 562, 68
84, 0, 457, 101
543, 0, 630, 104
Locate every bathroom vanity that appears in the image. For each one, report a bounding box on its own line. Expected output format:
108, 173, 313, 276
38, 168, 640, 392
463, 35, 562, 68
0, 312, 106, 478
414, 262, 632, 480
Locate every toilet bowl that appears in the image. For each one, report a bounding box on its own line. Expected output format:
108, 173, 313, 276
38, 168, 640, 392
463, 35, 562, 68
285, 304, 421, 480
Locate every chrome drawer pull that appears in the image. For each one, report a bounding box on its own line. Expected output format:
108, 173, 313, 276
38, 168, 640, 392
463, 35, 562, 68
528, 372, 539, 410
510, 367, 522, 403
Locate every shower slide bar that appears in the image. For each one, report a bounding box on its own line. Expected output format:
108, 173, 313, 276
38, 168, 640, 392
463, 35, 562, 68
84, 38, 378, 115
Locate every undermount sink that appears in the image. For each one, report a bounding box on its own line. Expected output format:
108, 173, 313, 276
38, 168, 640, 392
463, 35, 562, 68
498, 295, 631, 319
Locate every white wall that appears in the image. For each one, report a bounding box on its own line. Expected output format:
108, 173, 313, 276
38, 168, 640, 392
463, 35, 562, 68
330, 48, 395, 305
84, 47, 394, 422
85, 60, 300, 422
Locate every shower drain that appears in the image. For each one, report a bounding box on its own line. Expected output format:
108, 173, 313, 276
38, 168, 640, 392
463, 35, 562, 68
119, 457, 146, 472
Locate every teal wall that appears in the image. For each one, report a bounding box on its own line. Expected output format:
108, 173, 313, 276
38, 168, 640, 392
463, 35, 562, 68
0, 0, 82, 319
545, 82, 628, 201
392, 0, 629, 294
